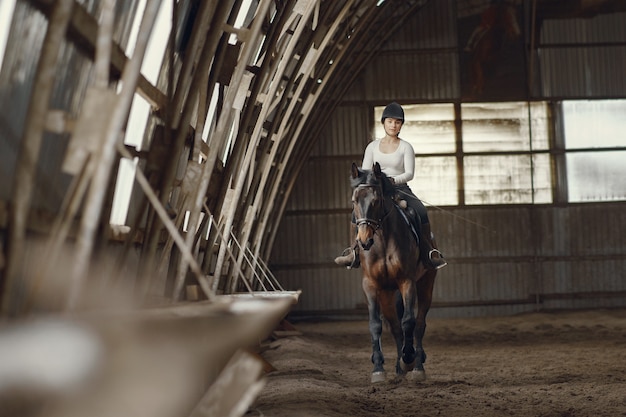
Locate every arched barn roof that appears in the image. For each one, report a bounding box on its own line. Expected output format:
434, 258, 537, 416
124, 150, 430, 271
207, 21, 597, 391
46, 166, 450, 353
0, 0, 437, 312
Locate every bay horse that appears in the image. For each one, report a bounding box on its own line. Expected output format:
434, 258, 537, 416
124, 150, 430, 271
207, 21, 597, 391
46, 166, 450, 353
350, 162, 437, 383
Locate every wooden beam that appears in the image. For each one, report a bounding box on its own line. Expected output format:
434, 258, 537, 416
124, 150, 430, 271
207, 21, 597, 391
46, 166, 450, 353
27, 0, 168, 110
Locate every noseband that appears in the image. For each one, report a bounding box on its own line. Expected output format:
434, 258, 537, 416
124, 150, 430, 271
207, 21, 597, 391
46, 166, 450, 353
353, 184, 390, 232
355, 217, 382, 230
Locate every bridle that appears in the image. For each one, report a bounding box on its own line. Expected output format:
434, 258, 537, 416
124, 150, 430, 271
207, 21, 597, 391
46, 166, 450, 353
353, 184, 392, 233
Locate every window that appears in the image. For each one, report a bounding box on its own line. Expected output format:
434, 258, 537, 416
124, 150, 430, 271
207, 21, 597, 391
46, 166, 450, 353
566, 151, 626, 202
462, 102, 549, 152
374, 100, 626, 206
0, 0, 16, 70
375, 103, 457, 154
374, 103, 458, 205
374, 102, 551, 206
462, 102, 551, 205
464, 153, 552, 204
110, 1, 173, 225
562, 100, 626, 202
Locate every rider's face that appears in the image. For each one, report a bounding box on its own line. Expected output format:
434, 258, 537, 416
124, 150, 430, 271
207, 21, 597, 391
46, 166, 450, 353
384, 117, 403, 137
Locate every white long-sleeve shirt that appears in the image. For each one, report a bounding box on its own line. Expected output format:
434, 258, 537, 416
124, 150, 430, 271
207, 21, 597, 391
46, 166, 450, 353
362, 138, 415, 185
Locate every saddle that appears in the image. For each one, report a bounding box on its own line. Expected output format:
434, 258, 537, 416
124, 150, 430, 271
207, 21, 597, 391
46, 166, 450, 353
392, 195, 420, 245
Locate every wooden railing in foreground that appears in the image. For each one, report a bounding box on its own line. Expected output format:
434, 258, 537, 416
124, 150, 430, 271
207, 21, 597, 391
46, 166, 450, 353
0, 293, 300, 417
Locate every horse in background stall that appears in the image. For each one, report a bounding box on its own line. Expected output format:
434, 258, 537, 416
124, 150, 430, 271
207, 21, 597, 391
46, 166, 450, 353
349, 162, 437, 383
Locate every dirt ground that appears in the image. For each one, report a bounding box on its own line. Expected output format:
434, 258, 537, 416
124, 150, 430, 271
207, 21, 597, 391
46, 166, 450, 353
247, 309, 626, 417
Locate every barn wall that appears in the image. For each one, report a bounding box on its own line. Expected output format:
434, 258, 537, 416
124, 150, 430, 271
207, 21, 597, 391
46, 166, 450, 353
269, 2, 626, 318
272, 198, 626, 318
537, 12, 626, 98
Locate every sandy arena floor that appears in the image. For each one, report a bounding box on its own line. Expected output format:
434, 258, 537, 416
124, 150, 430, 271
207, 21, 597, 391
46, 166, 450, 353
247, 308, 626, 417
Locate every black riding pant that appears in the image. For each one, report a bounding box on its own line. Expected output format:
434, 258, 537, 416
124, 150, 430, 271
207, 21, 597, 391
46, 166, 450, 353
394, 184, 429, 225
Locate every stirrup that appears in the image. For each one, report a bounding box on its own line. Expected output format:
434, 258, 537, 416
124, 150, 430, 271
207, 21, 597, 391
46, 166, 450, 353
335, 247, 360, 269
428, 249, 447, 270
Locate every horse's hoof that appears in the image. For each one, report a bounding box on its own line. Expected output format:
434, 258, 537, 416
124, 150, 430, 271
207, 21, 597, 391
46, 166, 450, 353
400, 358, 416, 372
371, 371, 386, 384
407, 369, 426, 382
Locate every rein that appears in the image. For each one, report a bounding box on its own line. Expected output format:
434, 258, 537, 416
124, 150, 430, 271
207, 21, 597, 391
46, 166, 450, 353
396, 188, 497, 234
354, 184, 392, 232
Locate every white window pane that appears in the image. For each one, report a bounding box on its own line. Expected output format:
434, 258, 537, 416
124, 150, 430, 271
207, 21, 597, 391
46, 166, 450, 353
410, 156, 458, 206
462, 102, 549, 152
563, 100, 626, 149
532, 153, 553, 204
465, 154, 551, 204
374, 103, 456, 154
0, 0, 16, 70
567, 151, 626, 202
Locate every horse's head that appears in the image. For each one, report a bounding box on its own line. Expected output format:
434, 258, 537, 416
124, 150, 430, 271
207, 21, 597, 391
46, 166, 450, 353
350, 162, 392, 251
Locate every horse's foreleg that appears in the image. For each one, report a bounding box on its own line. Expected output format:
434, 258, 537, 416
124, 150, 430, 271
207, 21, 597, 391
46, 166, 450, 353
398, 280, 417, 372
409, 271, 436, 382
364, 280, 385, 383
379, 291, 404, 376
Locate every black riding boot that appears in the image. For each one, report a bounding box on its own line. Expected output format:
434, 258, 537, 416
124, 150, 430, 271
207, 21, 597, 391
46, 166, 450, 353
334, 224, 360, 269
420, 222, 447, 270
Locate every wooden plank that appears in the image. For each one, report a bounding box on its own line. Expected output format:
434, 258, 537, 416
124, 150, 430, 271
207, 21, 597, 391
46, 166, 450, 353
0, 297, 295, 417
26, 0, 168, 110
188, 350, 265, 417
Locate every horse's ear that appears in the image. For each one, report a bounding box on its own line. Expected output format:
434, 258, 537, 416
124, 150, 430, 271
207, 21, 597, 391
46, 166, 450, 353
373, 162, 382, 176
351, 162, 359, 179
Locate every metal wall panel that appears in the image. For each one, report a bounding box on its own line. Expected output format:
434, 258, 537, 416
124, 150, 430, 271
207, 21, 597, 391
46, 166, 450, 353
539, 46, 626, 97
271, 212, 353, 266
538, 12, 626, 98
540, 13, 626, 44
274, 267, 364, 313
310, 105, 373, 158
364, 52, 460, 102
272, 204, 626, 317
343, 0, 460, 102
384, 0, 458, 50
285, 158, 356, 212
271, 211, 365, 314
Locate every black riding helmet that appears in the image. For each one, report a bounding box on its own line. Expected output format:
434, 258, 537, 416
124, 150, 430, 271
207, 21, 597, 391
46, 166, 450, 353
381, 102, 405, 123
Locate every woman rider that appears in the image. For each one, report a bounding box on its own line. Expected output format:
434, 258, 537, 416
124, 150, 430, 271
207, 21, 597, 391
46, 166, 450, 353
334, 102, 447, 270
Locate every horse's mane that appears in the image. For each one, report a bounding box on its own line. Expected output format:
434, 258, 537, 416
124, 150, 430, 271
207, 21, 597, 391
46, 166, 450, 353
350, 165, 396, 198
